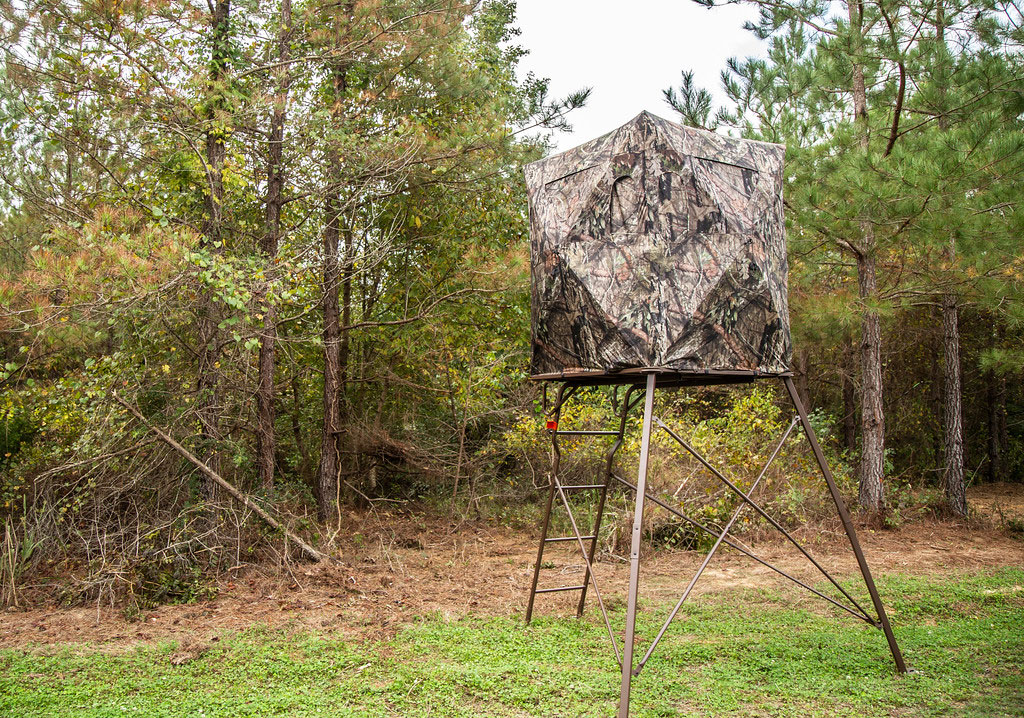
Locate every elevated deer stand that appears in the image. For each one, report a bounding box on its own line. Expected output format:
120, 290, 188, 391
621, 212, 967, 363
522, 113, 906, 717
525, 371, 907, 718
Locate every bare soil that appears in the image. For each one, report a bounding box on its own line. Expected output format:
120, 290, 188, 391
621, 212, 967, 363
967, 481, 1024, 522
2, 484, 1021, 651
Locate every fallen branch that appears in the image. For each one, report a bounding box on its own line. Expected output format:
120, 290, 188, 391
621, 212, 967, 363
113, 393, 329, 563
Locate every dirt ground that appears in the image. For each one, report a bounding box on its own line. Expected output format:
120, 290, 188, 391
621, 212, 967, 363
2, 483, 1022, 651
965, 481, 1024, 523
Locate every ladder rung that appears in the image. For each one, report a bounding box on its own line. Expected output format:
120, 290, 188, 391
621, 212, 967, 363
560, 484, 605, 490
554, 430, 620, 436
535, 584, 586, 594
545, 535, 596, 543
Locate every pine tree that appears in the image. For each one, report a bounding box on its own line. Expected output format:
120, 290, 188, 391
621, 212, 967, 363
683, 0, 1024, 513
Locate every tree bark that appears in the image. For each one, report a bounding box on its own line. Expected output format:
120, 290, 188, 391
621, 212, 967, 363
197, 0, 231, 501
941, 294, 967, 515
857, 253, 886, 512
256, 0, 292, 494
934, 0, 966, 517
319, 193, 343, 521
841, 338, 857, 452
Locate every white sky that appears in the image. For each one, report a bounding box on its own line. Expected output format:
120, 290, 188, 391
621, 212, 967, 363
513, 1, 767, 152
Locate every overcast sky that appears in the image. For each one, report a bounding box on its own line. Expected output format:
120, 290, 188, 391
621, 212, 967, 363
513, 1, 767, 152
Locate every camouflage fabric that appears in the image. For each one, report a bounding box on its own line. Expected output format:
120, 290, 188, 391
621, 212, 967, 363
526, 111, 792, 378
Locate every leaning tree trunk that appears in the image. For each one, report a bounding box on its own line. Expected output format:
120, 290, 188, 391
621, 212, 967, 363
941, 296, 967, 516
256, 0, 292, 494
197, 0, 231, 501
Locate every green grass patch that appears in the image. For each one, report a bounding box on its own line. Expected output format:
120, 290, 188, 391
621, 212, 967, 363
1, 568, 1021, 717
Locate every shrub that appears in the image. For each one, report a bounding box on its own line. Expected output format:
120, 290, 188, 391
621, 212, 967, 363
490, 383, 856, 554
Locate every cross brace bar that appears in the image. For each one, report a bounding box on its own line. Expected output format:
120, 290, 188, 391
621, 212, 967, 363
656, 418, 872, 620
609, 472, 873, 625
634, 415, 800, 675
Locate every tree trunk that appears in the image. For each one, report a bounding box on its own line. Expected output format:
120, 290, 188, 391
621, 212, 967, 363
934, 2, 966, 517
847, 0, 885, 513
317, 65, 347, 523
857, 253, 886, 512
941, 295, 967, 515
841, 339, 857, 452
197, 0, 231, 501
319, 201, 342, 522
319, 196, 343, 521
986, 332, 1007, 484
256, 0, 292, 494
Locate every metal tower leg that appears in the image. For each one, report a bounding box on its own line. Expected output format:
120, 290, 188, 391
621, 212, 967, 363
618, 373, 657, 718
782, 376, 907, 673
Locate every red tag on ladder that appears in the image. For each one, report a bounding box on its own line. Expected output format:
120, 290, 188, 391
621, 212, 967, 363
546, 420, 558, 431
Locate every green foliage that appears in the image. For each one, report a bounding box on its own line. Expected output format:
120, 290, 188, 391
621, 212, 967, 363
128, 556, 218, 609
0, 0, 574, 598
1, 513, 41, 607
493, 384, 855, 551
670, 0, 1024, 493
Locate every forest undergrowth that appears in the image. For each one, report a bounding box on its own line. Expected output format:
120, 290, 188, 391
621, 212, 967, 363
1, 381, 1006, 614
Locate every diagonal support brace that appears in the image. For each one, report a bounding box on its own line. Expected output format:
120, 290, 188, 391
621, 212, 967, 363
633, 415, 800, 675
782, 377, 908, 673
656, 417, 872, 621
609, 472, 873, 624
554, 475, 622, 667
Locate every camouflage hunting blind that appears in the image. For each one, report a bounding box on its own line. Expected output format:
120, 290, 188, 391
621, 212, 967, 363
526, 111, 791, 380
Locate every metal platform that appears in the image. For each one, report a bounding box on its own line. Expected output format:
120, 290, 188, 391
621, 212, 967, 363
530, 366, 791, 388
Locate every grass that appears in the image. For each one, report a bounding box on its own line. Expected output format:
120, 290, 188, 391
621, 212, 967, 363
0, 569, 1021, 717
